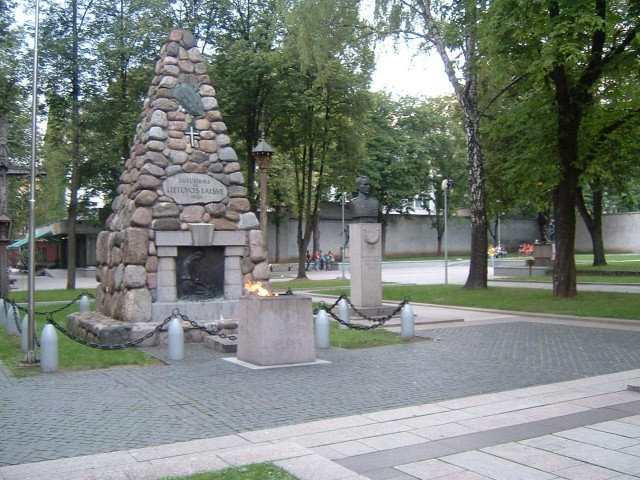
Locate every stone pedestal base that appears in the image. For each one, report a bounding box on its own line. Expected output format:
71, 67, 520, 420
66, 312, 222, 347
236, 295, 315, 366
534, 243, 555, 268
349, 223, 382, 308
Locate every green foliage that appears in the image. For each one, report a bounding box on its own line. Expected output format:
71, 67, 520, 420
0, 7, 35, 235
373, 0, 492, 288
362, 93, 466, 254
261, 0, 374, 270
481, 0, 640, 293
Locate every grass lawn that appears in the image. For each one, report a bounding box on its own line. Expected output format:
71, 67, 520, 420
162, 463, 298, 479
7, 288, 93, 303
324, 318, 409, 348
498, 256, 640, 283
0, 299, 160, 378
501, 275, 640, 284
381, 284, 640, 320
315, 284, 639, 321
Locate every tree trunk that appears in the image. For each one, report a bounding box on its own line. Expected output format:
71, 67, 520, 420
463, 119, 488, 290
549, 59, 582, 298
576, 181, 607, 266
553, 171, 578, 297
274, 220, 281, 263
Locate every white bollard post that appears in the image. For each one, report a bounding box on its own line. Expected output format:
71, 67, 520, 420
6, 304, 19, 336
338, 298, 350, 330
40, 324, 58, 372
79, 294, 90, 313
315, 309, 330, 349
167, 316, 184, 360
0, 299, 6, 327
21, 314, 29, 352
401, 303, 415, 341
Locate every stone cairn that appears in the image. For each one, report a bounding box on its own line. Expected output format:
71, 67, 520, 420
93, 29, 269, 325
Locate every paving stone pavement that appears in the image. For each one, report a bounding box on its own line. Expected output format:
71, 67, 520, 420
2, 266, 640, 478
2, 308, 640, 471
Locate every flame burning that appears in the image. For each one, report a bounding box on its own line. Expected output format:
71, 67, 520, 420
244, 281, 278, 297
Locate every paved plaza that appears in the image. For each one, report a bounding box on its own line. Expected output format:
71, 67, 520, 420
1, 264, 640, 479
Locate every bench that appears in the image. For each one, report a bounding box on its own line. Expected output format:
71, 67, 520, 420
270, 264, 295, 272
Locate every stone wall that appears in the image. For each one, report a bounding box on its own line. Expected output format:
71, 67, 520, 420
266, 208, 640, 261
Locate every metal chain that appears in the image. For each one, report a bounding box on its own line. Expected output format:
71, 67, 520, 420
2, 293, 236, 350
4, 291, 95, 347
318, 294, 408, 331
45, 313, 173, 350
8, 290, 95, 317
165, 309, 237, 341
6, 299, 41, 346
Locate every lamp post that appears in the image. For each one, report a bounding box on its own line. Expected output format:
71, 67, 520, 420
25, 0, 42, 364
340, 193, 346, 279
252, 133, 274, 243
441, 179, 452, 285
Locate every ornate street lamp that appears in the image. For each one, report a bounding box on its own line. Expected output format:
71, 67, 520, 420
252, 133, 274, 243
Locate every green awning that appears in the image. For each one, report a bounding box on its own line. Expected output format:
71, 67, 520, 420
8, 230, 53, 249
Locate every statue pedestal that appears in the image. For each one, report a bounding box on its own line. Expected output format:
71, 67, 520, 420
349, 223, 382, 308
533, 243, 555, 268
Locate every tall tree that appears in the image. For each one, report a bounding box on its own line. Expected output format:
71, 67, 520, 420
363, 93, 466, 256
0, 3, 33, 234
206, 0, 283, 210
83, 0, 173, 222
38, 0, 95, 288
486, 0, 640, 296
272, 0, 374, 278
374, 0, 490, 289
399, 96, 467, 255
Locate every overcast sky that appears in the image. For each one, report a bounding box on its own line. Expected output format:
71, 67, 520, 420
370, 37, 454, 98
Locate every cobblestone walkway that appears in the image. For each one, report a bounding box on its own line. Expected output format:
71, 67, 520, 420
2, 317, 640, 467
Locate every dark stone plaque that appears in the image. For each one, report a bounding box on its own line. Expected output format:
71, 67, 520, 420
177, 247, 224, 300
172, 82, 204, 116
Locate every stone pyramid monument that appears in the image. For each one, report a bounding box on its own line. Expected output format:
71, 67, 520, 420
92, 29, 269, 329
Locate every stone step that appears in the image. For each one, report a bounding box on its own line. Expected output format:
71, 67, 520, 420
203, 335, 237, 353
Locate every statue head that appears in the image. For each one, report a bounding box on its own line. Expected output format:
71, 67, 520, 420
355, 175, 371, 197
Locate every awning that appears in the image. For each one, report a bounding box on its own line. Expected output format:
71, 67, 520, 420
8, 230, 53, 249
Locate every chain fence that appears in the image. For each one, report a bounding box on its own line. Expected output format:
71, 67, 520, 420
317, 293, 409, 330
1, 291, 236, 350
3, 289, 409, 348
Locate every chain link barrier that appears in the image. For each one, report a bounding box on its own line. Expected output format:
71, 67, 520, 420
2, 291, 237, 350
316, 293, 408, 331
165, 308, 237, 341
3, 288, 406, 345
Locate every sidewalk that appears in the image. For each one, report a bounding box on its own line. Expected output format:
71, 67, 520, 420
1, 370, 638, 479
9, 270, 99, 292
2, 267, 640, 479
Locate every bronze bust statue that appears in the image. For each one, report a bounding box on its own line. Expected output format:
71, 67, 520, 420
350, 175, 378, 223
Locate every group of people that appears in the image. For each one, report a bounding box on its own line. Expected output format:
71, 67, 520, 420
518, 244, 535, 256
305, 250, 335, 271
488, 244, 507, 258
